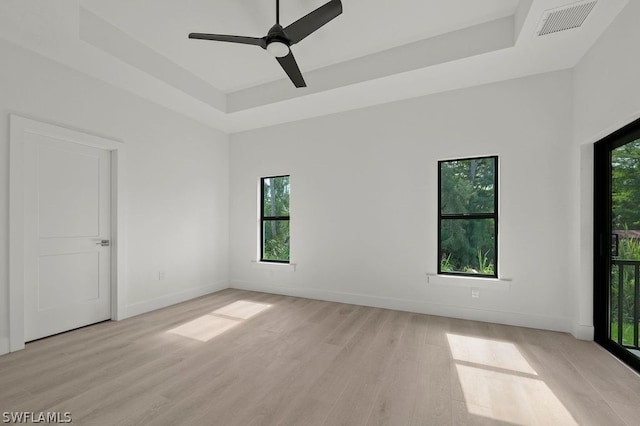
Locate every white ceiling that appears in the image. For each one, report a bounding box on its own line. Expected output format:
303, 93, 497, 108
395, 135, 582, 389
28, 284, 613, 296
80, 0, 520, 92
0, 0, 630, 133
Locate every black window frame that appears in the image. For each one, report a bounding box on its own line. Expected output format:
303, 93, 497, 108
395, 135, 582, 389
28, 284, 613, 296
260, 175, 290, 264
438, 155, 498, 278
593, 116, 640, 374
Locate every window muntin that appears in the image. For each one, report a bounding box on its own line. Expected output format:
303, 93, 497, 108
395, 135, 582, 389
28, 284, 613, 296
261, 175, 290, 263
438, 156, 498, 277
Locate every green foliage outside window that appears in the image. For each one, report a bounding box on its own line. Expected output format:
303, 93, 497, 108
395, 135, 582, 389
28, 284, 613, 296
610, 235, 640, 345
439, 157, 497, 276
261, 176, 290, 262
610, 140, 640, 345
612, 140, 640, 230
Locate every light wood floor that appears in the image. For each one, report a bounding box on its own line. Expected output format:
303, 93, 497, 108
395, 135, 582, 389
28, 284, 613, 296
1, 289, 640, 425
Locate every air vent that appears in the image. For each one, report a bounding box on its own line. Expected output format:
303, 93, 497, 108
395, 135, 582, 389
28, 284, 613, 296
537, 1, 597, 36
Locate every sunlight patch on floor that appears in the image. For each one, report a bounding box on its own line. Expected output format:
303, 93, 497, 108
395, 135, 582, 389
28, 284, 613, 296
447, 333, 577, 425
213, 300, 271, 319
168, 315, 238, 342
446, 333, 537, 375
168, 300, 271, 342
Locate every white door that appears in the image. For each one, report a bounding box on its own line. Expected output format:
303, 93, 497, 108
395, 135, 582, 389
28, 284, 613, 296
23, 132, 111, 341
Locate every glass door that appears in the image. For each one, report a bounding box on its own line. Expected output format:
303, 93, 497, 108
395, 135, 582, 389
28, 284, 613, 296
594, 118, 640, 372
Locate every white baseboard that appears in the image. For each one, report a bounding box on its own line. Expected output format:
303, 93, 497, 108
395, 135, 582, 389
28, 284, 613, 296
124, 281, 229, 319
572, 323, 595, 341
230, 281, 571, 333
0, 336, 9, 356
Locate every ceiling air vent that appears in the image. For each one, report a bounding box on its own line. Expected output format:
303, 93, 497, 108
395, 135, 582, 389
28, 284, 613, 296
536, 1, 597, 36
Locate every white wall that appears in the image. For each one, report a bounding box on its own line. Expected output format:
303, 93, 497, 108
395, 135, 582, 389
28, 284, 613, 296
230, 71, 574, 332
0, 39, 230, 354
570, 0, 640, 339
3, 0, 635, 354
574, 0, 640, 146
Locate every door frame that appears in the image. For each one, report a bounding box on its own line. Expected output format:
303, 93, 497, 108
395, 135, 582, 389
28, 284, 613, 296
9, 115, 127, 352
593, 116, 640, 373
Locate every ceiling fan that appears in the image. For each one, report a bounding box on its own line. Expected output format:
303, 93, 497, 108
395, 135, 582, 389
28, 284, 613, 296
188, 0, 343, 88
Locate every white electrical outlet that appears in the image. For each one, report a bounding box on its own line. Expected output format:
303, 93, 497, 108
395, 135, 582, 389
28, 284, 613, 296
159, 271, 165, 281
471, 288, 480, 298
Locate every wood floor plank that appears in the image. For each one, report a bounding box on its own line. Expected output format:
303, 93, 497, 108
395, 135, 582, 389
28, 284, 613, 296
411, 396, 452, 426
410, 343, 452, 426
609, 401, 640, 426
366, 321, 422, 425
2, 289, 640, 426
323, 310, 410, 426
276, 397, 333, 426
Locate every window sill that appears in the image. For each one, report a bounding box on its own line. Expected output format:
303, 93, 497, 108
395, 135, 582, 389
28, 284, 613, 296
251, 260, 296, 272
426, 273, 512, 290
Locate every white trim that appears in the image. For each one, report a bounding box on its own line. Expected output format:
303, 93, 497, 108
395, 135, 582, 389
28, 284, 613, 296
572, 323, 595, 341
123, 282, 228, 318
426, 273, 512, 290
110, 149, 127, 321
576, 111, 640, 146
230, 280, 571, 333
0, 337, 9, 356
8, 115, 127, 352
9, 117, 25, 352
250, 260, 297, 271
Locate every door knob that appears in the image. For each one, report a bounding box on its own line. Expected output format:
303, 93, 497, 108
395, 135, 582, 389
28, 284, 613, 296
96, 240, 110, 247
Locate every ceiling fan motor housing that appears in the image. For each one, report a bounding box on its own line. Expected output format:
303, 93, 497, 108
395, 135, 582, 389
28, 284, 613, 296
266, 25, 290, 47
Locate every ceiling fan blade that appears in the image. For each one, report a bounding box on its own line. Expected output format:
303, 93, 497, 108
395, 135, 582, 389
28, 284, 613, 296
189, 33, 266, 48
283, 0, 342, 44
276, 51, 307, 88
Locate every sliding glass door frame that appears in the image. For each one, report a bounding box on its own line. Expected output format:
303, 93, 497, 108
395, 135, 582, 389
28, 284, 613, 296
594, 116, 640, 373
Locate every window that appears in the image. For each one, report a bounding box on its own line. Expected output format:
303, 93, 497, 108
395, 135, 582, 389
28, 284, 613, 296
261, 175, 290, 263
438, 156, 498, 277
